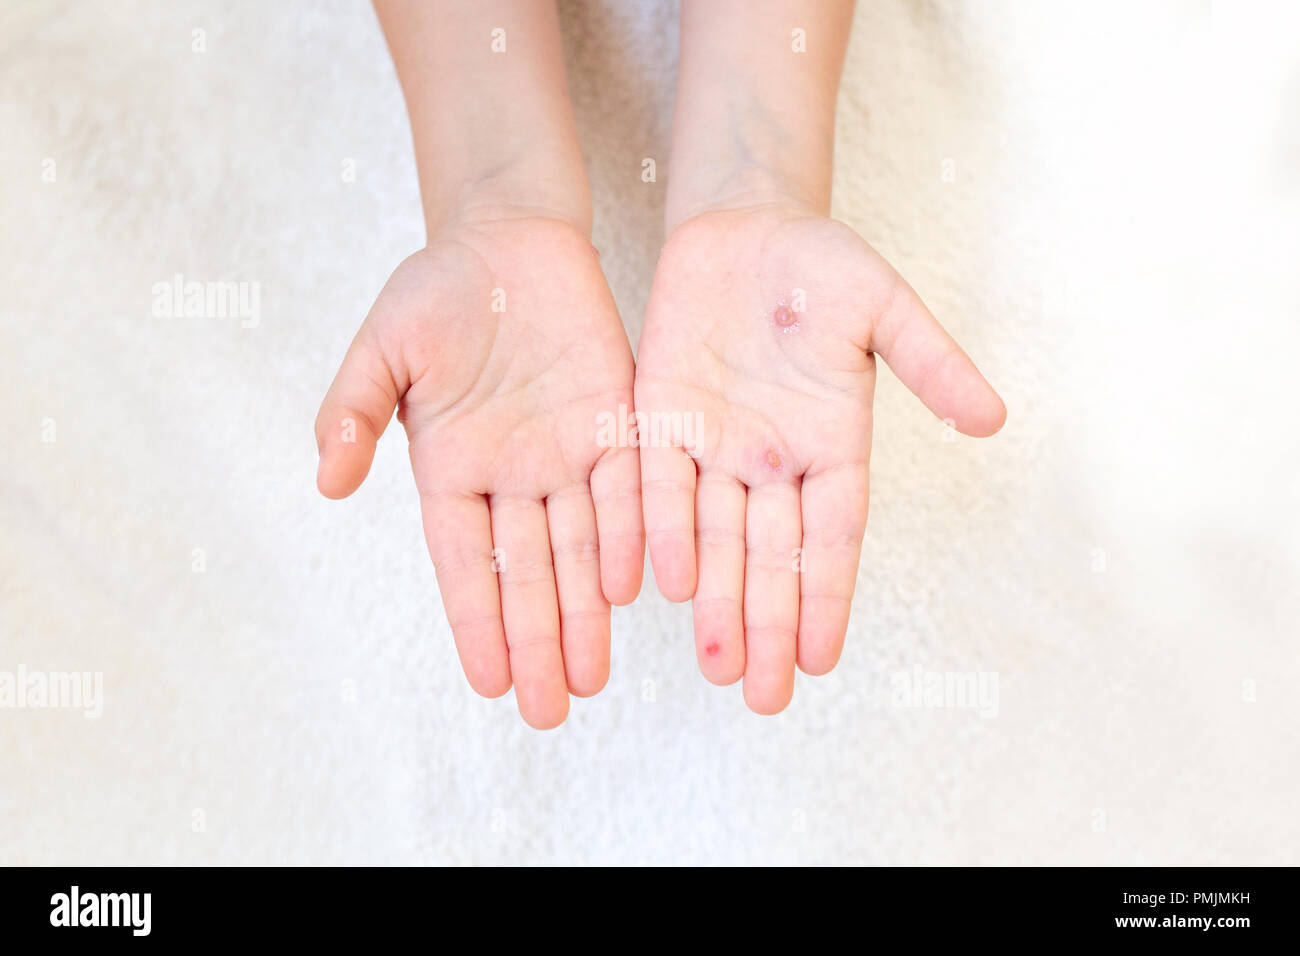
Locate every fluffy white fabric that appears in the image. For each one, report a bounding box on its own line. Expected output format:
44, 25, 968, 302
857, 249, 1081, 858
1, 0, 1296, 864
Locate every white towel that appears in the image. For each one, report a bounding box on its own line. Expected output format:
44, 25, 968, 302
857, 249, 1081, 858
0, 0, 1296, 864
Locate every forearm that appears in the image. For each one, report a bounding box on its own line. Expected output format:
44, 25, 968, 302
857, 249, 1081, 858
374, 0, 591, 236
665, 0, 855, 232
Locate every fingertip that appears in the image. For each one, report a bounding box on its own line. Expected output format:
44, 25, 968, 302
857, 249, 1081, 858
697, 628, 744, 684
314, 405, 382, 498
699, 651, 744, 687
956, 389, 1007, 438
608, 587, 638, 607
647, 530, 698, 602
600, 545, 645, 606
979, 391, 1009, 436
509, 638, 571, 730
604, 584, 639, 607
742, 677, 794, 716
796, 646, 842, 677
796, 606, 845, 674
315, 446, 371, 499
520, 694, 570, 731
560, 615, 611, 699
316, 459, 356, 500
468, 669, 513, 700
567, 665, 609, 699
652, 558, 697, 604
693, 603, 745, 685
454, 620, 512, 701
934, 352, 1007, 438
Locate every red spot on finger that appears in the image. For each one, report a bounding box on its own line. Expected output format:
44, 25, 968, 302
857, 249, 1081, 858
705, 642, 721, 656
764, 448, 783, 471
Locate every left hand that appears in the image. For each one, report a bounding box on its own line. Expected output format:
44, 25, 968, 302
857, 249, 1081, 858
635, 203, 1005, 713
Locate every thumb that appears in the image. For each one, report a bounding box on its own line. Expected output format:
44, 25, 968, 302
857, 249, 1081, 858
314, 323, 399, 499
866, 268, 1006, 438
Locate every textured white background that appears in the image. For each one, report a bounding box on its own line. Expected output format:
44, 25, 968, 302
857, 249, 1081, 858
2, 0, 1297, 864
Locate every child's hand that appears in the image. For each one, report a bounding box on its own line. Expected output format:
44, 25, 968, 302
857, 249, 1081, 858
316, 216, 644, 729
635, 204, 1004, 713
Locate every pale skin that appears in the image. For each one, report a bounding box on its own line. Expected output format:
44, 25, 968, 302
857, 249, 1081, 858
316, 1, 643, 730
317, 0, 1005, 726
638, 0, 1005, 714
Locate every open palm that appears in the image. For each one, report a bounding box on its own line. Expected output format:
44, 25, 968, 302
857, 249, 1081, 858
316, 218, 643, 729
635, 205, 1004, 714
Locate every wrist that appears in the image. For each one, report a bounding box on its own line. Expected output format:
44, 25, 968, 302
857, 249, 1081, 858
665, 1, 851, 234
425, 159, 593, 238
664, 164, 828, 235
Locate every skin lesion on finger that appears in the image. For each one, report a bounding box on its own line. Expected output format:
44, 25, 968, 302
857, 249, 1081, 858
725, 439, 802, 501
752, 442, 800, 485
